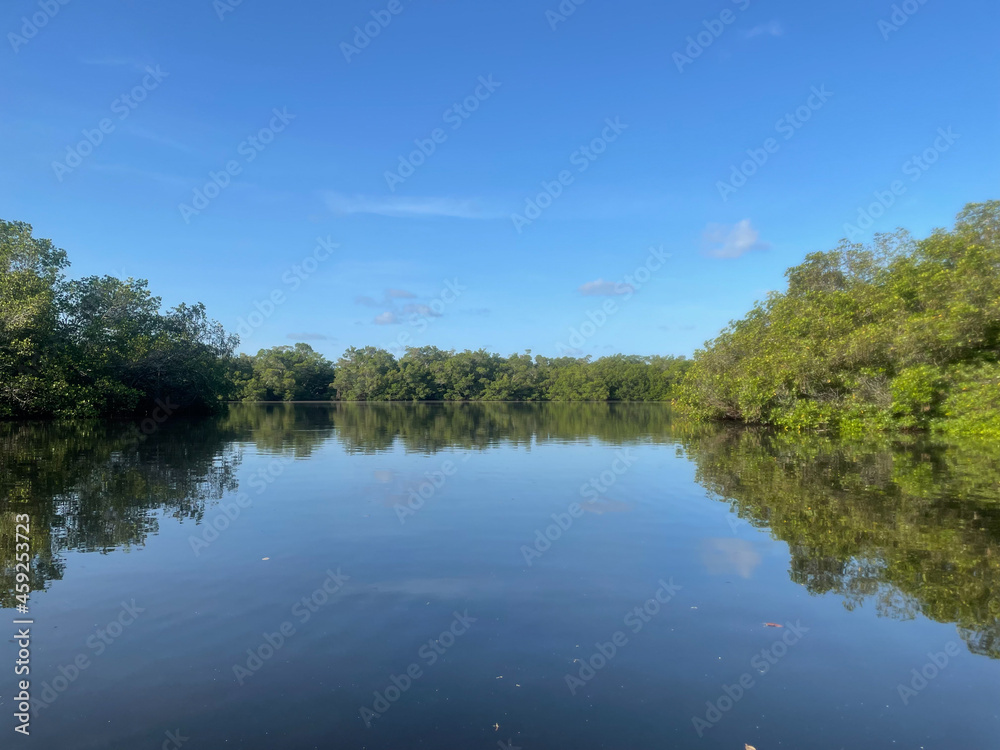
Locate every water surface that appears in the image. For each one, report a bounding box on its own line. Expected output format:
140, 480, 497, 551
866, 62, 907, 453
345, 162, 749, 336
2, 403, 999, 748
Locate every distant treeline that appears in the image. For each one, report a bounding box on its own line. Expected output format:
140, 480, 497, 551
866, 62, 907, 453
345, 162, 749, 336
230, 344, 690, 402
0, 218, 687, 418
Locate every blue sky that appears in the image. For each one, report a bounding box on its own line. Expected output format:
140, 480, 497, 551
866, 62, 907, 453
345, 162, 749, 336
3, 0, 998, 360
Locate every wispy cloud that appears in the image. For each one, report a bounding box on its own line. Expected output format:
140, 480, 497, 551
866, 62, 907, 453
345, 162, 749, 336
80, 56, 149, 71
702, 219, 770, 259
286, 333, 334, 341
402, 303, 439, 318
744, 20, 783, 38
325, 192, 499, 219
578, 279, 635, 296
121, 125, 196, 154
358, 288, 452, 325
386, 288, 416, 299
356, 289, 417, 308
87, 163, 191, 189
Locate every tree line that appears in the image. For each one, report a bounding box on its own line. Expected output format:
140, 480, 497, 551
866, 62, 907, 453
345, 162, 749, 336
5, 200, 998, 437
0, 218, 688, 418
230, 344, 690, 403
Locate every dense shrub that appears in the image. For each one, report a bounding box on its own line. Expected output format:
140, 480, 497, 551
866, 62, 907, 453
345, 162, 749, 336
676, 201, 1000, 437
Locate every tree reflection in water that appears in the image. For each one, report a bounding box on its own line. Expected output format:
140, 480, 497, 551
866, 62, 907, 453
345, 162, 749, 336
2, 403, 998, 658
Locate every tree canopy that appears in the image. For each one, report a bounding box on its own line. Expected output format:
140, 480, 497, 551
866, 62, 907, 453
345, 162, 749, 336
325, 347, 689, 403
676, 201, 1000, 439
1, 220, 236, 418
231, 343, 337, 402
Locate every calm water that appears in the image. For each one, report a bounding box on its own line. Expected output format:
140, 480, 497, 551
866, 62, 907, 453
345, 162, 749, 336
2, 403, 999, 749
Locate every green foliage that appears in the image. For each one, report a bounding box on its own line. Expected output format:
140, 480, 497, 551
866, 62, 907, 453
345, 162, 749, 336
890, 364, 946, 429
547, 361, 610, 401
676, 201, 1000, 437
0, 220, 70, 417
235, 343, 336, 401
332, 346, 406, 401
0, 220, 236, 418
937, 362, 1000, 440
324, 346, 690, 402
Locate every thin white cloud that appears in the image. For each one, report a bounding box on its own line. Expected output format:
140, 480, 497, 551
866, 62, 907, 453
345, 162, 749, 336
121, 125, 196, 154
80, 56, 149, 70
702, 220, 770, 259
578, 279, 635, 296
87, 163, 191, 189
386, 288, 416, 299
744, 20, 783, 38
402, 303, 439, 318
356, 289, 418, 307
359, 289, 448, 323
325, 192, 498, 219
